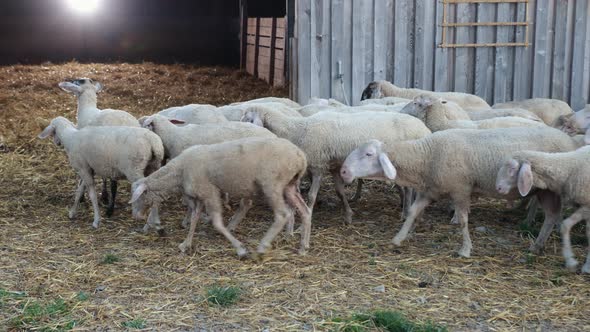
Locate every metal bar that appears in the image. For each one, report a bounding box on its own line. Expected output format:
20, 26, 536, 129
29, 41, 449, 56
440, 42, 531, 48
442, 21, 528, 27
524, 0, 530, 47
442, 0, 448, 46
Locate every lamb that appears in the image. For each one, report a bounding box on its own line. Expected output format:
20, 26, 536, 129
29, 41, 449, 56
218, 102, 302, 121
407, 95, 545, 132
339, 126, 583, 257
38, 116, 164, 230
361, 80, 491, 109
360, 96, 411, 106
492, 98, 573, 126
241, 105, 432, 223
495, 144, 590, 273
230, 97, 301, 109
128, 137, 312, 258
59, 78, 141, 216
142, 114, 276, 159
156, 104, 228, 124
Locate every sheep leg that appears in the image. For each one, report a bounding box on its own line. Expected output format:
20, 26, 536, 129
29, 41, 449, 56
145, 206, 163, 235
285, 208, 296, 236
77, 178, 86, 204
392, 193, 431, 246
402, 187, 414, 220
583, 218, 590, 274
285, 184, 312, 255
79, 171, 100, 228
227, 199, 253, 232
530, 191, 562, 254
560, 207, 587, 271
307, 171, 323, 210
349, 179, 364, 202
523, 196, 539, 226
69, 180, 86, 220
332, 172, 354, 224
257, 189, 291, 255
105, 180, 117, 217
178, 200, 203, 253
453, 202, 473, 258
100, 178, 109, 205
208, 203, 249, 258
181, 196, 193, 229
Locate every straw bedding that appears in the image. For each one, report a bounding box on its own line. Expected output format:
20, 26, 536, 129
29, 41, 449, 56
0, 62, 588, 331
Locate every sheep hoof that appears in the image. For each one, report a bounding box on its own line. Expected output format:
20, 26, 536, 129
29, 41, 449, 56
457, 248, 471, 258
565, 259, 579, 272
178, 241, 191, 254
298, 247, 307, 256
391, 236, 403, 246
344, 213, 353, 225
68, 211, 76, 220
237, 247, 249, 259
450, 216, 459, 225
92, 220, 100, 229
528, 244, 544, 255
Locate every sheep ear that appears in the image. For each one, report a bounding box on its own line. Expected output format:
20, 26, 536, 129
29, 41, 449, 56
169, 119, 185, 125
141, 117, 154, 129
129, 183, 148, 203
517, 162, 533, 196
38, 124, 55, 139
58, 82, 81, 94
378, 153, 397, 180
94, 82, 103, 93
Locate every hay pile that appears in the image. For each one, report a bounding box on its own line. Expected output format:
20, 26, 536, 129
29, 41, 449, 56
0, 62, 589, 331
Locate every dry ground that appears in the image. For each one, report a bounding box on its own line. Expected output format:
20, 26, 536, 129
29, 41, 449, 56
0, 62, 589, 331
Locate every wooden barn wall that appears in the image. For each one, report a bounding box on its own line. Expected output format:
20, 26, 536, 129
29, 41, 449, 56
291, 0, 590, 110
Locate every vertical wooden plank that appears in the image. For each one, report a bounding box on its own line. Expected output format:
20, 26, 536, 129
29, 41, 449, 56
532, 0, 555, 98
296, 0, 312, 104
474, 3, 496, 103
310, 0, 331, 99
454, 2, 475, 93
254, 18, 261, 78
414, 0, 436, 91
331, 0, 345, 103
394, 0, 414, 88
584, 4, 590, 105
385, 0, 396, 81
239, 0, 248, 70
434, 1, 452, 92
352, 0, 373, 105
513, 0, 536, 100
550, 0, 568, 100
269, 18, 277, 86
493, 2, 516, 104
373, 0, 392, 81
571, 1, 590, 109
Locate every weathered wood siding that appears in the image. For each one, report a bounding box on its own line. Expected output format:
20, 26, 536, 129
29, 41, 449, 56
291, 0, 590, 110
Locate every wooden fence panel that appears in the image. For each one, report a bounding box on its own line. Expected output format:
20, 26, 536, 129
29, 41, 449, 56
290, 0, 589, 109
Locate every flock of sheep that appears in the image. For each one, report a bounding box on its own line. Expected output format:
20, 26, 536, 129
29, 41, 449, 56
38, 77, 590, 273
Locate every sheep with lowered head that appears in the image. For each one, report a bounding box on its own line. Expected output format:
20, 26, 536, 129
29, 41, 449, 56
492, 98, 573, 126
129, 137, 312, 258
339, 126, 583, 257
495, 144, 590, 273
361, 80, 490, 109
38, 116, 164, 230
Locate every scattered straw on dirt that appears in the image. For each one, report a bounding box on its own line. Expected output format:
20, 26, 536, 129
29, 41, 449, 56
1, 62, 589, 331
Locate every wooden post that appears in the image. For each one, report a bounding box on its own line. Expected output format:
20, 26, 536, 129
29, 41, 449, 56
254, 17, 261, 78
269, 17, 278, 86
239, 0, 248, 70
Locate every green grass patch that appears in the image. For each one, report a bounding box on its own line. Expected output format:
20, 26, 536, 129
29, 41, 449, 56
101, 253, 120, 264
206, 285, 241, 306
330, 310, 447, 332
76, 291, 89, 302
10, 298, 78, 331
122, 318, 146, 329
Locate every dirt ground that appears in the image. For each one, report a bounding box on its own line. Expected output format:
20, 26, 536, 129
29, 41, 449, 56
0, 62, 589, 331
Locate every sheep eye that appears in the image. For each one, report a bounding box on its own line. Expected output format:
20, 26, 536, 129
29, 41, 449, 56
365, 152, 373, 157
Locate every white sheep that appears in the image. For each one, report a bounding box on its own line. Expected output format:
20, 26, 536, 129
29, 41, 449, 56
495, 145, 590, 273
492, 98, 573, 126
59, 78, 141, 215
361, 80, 491, 109
466, 108, 543, 122
339, 126, 583, 257
38, 116, 164, 230
407, 95, 545, 132
360, 96, 411, 106
218, 102, 302, 121
241, 105, 431, 223
555, 105, 590, 135
230, 97, 301, 109
128, 137, 312, 258
157, 104, 228, 124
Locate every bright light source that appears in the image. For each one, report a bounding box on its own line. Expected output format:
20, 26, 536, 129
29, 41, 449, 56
66, 0, 100, 14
